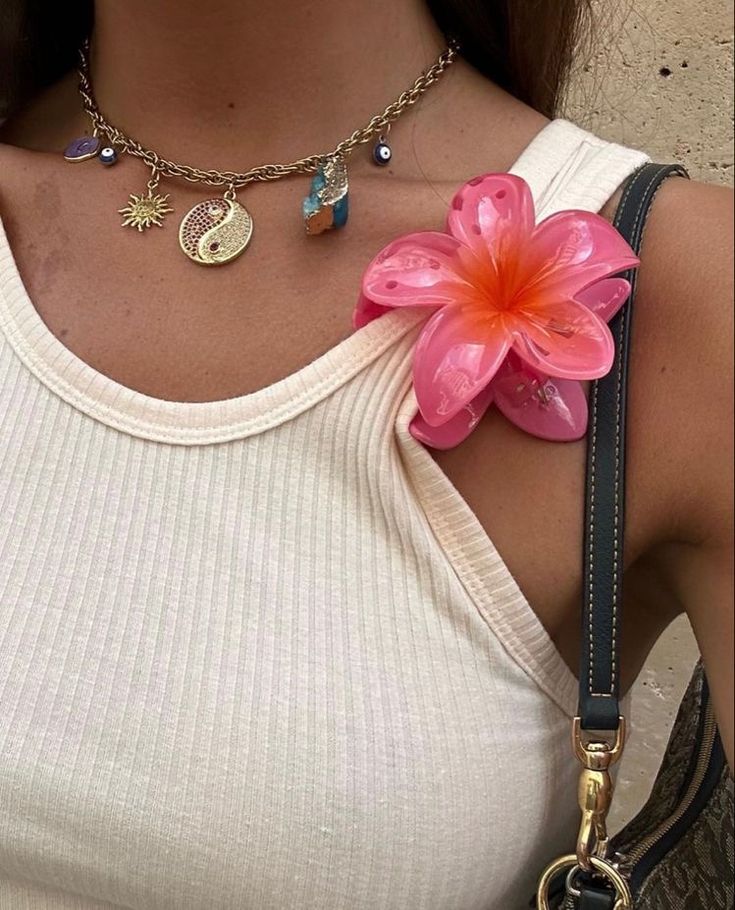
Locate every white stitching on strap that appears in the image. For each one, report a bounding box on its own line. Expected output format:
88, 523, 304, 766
588, 164, 665, 697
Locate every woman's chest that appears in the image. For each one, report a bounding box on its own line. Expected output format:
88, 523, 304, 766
0, 413, 578, 909
3, 158, 666, 690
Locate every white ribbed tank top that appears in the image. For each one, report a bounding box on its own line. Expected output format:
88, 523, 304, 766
0, 119, 650, 910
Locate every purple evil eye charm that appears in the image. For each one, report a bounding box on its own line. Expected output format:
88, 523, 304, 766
98, 146, 118, 166
63, 135, 102, 162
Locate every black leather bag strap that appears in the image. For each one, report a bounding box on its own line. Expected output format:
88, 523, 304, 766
579, 162, 690, 731
579, 886, 618, 910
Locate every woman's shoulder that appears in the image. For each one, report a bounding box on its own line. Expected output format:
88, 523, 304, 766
627, 174, 732, 547
633, 173, 734, 766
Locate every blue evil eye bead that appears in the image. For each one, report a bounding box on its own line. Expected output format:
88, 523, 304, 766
98, 146, 118, 166
63, 135, 101, 162
372, 140, 392, 166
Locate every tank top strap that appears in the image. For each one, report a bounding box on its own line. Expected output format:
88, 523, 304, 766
509, 118, 652, 218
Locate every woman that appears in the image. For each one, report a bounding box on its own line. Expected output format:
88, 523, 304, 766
0, 1, 731, 908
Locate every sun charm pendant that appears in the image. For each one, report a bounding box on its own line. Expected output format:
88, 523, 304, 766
119, 190, 173, 231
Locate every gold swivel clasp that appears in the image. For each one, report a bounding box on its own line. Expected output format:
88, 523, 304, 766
536, 716, 630, 910
572, 716, 626, 870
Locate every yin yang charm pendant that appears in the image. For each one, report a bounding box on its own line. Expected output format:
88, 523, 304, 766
178, 190, 253, 266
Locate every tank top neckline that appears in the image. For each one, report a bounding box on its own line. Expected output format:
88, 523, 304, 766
0, 117, 629, 445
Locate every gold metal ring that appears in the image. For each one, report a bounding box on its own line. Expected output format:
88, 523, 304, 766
536, 854, 633, 910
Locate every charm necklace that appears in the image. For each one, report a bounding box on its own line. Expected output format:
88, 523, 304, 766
64, 39, 459, 267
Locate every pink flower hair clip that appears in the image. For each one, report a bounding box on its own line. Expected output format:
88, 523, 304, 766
353, 173, 640, 449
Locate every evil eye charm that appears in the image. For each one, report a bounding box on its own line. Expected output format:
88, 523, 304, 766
63, 135, 101, 162
372, 140, 392, 167
98, 146, 118, 166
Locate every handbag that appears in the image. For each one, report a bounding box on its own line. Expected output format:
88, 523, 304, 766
534, 162, 735, 909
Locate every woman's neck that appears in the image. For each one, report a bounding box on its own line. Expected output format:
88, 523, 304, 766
87, 0, 449, 169
3, 0, 548, 187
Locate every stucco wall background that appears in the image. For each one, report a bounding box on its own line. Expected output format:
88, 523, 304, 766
564, 0, 733, 831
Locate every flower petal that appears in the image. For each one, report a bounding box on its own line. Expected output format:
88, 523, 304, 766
509, 297, 614, 380
352, 292, 392, 329
413, 305, 511, 426
362, 231, 471, 307
522, 210, 639, 301
446, 173, 536, 266
575, 277, 631, 323
491, 351, 588, 441
409, 383, 495, 449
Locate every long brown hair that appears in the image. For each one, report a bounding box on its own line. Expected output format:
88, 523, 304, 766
427, 0, 592, 117
0, 1, 591, 121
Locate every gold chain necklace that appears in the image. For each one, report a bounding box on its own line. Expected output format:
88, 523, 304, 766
63, 39, 459, 267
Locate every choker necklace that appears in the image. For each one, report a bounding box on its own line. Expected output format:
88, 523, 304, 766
63, 39, 459, 267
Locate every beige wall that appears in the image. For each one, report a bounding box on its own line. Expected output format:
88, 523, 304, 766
564, 0, 733, 830
566, 0, 733, 184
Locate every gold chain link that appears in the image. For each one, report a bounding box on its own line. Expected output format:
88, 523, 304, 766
77, 39, 459, 190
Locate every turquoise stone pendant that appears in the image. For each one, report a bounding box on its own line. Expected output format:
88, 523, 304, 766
302, 155, 349, 235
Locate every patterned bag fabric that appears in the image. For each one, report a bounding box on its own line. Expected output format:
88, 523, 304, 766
606, 662, 734, 909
